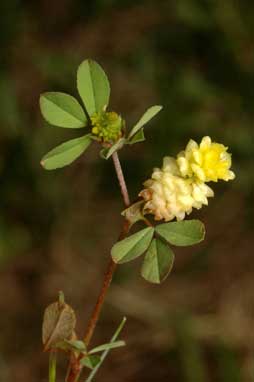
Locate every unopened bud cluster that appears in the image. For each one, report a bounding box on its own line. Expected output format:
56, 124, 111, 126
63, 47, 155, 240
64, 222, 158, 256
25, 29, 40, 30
140, 136, 235, 222
91, 111, 123, 143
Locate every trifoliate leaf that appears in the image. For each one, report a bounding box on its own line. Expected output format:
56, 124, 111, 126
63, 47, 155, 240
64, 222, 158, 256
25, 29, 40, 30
155, 219, 205, 246
128, 105, 162, 139
89, 340, 125, 354
40, 92, 87, 128
126, 128, 145, 145
141, 238, 175, 284
41, 134, 92, 170
77, 59, 110, 116
80, 355, 101, 370
111, 227, 154, 264
42, 298, 76, 351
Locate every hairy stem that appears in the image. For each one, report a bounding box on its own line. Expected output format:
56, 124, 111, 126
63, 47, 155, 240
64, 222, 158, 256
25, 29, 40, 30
66, 151, 130, 382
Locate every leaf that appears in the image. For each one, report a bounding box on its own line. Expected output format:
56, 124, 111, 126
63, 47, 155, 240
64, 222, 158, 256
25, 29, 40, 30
100, 137, 126, 160
126, 128, 145, 145
77, 59, 110, 116
111, 227, 154, 264
40, 92, 87, 128
41, 134, 92, 170
128, 105, 162, 139
42, 300, 76, 351
141, 238, 175, 284
155, 219, 205, 246
89, 340, 125, 354
80, 355, 101, 370
85, 317, 126, 382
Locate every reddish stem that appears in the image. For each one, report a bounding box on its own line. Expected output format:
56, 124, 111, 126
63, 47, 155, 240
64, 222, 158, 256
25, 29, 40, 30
83, 219, 130, 346
66, 152, 130, 382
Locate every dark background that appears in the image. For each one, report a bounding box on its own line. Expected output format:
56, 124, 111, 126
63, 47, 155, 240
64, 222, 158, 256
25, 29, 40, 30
0, 0, 253, 381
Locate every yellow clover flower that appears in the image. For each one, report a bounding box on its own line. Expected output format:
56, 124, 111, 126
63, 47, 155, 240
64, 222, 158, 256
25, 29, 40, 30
139, 157, 214, 222
177, 136, 235, 182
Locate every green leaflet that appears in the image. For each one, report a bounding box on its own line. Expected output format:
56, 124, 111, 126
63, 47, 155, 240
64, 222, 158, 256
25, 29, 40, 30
41, 134, 92, 170
128, 105, 162, 139
85, 317, 127, 382
89, 340, 125, 354
111, 227, 154, 264
126, 128, 145, 145
80, 355, 101, 370
141, 238, 175, 284
77, 59, 110, 116
155, 219, 205, 246
40, 92, 87, 128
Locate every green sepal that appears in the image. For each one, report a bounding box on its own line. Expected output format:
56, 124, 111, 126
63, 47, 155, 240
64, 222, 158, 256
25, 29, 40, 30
126, 129, 145, 145
100, 137, 126, 160
155, 219, 205, 246
41, 134, 92, 170
40, 92, 87, 128
111, 227, 154, 264
80, 355, 101, 370
77, 59, 110, 116
128, 105, 162, 139
89, 340, 125, 354
141, 238, 175, 284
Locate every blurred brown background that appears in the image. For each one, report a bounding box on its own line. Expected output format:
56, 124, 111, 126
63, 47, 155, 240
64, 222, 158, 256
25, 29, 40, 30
0, 0, 254, 381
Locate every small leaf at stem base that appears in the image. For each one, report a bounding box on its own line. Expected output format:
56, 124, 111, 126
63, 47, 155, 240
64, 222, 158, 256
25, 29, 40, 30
42, 297, 76, 351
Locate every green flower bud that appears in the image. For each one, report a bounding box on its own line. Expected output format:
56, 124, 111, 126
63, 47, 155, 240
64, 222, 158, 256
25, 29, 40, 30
91, 111, 123, 143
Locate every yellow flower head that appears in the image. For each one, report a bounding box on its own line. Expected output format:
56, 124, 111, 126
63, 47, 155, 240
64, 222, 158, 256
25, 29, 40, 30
177, 136, 235, 182
139, 157, 214, 222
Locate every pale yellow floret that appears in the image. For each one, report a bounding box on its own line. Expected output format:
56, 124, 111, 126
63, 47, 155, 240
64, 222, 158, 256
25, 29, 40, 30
177, 136, 235, 182
139, 157, 214, 222
139, 136, 235, 222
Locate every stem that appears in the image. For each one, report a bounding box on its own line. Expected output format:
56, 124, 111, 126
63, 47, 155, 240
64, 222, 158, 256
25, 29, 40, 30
83, 219, 130, 346
112, 152, 130, 207
66, 151, 131, 382
49, 352, 57, 382
83, 153, 130, 346
83, 259, 117, 345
